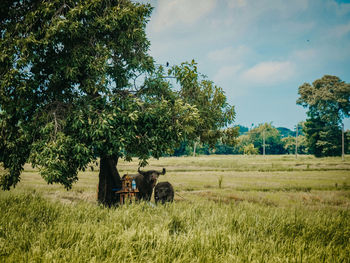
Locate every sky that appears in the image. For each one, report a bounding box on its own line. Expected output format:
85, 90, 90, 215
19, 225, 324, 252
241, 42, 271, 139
141, 0, 350, 130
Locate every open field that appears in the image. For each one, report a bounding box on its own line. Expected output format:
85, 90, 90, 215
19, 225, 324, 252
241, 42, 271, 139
1, 155, 350, 262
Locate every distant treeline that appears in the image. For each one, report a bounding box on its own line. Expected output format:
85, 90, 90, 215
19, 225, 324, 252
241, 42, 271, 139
171, 123, 350, 156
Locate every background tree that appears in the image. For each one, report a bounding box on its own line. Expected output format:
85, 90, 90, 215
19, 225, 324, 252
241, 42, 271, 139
213, 142, 235, 155
281, 135, 307, 154
231, 134, 250, 154
277, 127, 296, 138
281, 136, 296, 154
297, 75, 350, 157
281, 121, 307, 155
172, 141, 192, 157
247, 123, 285, 154
236, 125, 249, 135
243, 144, 259, 155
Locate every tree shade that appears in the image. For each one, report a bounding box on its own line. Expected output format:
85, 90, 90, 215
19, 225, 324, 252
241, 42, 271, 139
0, 0, 235, 205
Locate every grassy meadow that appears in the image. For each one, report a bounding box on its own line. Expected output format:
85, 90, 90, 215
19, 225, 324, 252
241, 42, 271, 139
1, 155, 350, 262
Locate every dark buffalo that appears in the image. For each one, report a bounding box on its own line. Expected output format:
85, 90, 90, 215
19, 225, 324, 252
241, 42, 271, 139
154, 181, 174, 204
134, 167, 166, 201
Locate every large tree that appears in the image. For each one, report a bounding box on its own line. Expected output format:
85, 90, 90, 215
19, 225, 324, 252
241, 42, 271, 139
0, 0, 235, 205
297, 75, 350, 157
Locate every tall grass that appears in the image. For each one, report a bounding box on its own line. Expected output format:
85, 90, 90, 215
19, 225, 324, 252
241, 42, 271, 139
1, 155, 350, 262
1, 191, 349, 262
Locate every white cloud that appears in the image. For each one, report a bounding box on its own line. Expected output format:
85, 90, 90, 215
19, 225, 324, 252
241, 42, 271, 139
331, 21, 350, 38
225, 0, 246, 9
145, 0, 350, 128
213, 64, 243, 83
208, 45, 252, 62
293, 49, 317, 61
224, 0, 309, 21
242, 61, 295, 84
151, 0, 216, 32
333, 1, 350, 16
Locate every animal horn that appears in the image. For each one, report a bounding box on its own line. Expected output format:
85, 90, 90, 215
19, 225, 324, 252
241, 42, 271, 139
138, 167, 146, 175
161, 168, 166, 175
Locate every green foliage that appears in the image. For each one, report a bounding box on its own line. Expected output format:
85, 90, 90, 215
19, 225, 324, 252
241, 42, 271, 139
281, 136, 296, 154
297, 135, 308, 154
30, 132, 89, 188
277, 127, 296, 137
297, 75, 350, 123
243, 143, 259, 155
282, 135, 307, 155
174, 123, 310, 156
0, 110, 31, 189
236, 125, 249, 135
297, 75, 350, 157
221, 126, 240, 146
172, 141, 193, 157
244, 123, 285, 154
303, 117, 342, 157
213, 142, 235, 155
171, 60, 237, 147
231, 134, 249, 154
171, 126, 239, 156
230, 124, 310, 155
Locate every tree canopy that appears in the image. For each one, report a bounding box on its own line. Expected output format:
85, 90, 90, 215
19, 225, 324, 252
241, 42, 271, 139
297, 75, 350, 157
0, 0, 235, 205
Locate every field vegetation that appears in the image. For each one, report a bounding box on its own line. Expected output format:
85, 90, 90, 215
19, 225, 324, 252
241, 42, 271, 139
1, 155, 350, 262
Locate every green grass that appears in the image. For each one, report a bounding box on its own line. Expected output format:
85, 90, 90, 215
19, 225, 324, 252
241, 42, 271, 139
1, 155, 350, 262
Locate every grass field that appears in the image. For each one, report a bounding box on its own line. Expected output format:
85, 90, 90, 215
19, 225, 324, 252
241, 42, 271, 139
1, 155, 350, 262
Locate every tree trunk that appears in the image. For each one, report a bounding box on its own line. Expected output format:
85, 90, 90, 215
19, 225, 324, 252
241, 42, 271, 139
97, 156, 122, 206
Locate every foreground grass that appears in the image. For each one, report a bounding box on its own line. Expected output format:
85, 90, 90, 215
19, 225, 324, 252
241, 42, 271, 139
1, 155, 350, 262
1, 191, 349, 262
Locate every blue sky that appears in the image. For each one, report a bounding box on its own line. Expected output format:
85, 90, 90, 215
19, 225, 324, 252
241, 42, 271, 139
143, 0, 350, 130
